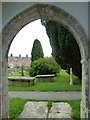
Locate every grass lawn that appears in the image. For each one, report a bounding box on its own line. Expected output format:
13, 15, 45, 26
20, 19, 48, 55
8, 69, 81, 91
9, 98, 81, 120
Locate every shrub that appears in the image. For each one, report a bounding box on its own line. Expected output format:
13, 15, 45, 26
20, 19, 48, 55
29, 57, 60, 76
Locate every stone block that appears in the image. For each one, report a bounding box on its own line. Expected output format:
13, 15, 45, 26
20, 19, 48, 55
8, 76, 35, 86
36, 74, 55, 82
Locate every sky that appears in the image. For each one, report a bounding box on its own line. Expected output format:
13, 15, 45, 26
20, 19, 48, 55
8, 19, 52, 57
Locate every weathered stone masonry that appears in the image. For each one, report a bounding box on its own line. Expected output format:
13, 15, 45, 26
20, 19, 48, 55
1, 4, 89, 118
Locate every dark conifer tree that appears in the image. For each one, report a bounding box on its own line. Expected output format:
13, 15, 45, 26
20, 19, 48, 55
31, 39, 44, 62
41, 19, 81, 79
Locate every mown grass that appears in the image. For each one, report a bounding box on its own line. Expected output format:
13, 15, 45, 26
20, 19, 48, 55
9, 98, 27, 119
8, 69, 81, 91
9, 98, 81, 120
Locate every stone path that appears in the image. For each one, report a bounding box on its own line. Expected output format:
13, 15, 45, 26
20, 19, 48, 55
9, 91, 81, 100
18, 101, 72, 119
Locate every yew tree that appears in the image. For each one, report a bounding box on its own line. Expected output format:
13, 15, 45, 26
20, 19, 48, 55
31, 39, 44, 62
41, 19, 81, 79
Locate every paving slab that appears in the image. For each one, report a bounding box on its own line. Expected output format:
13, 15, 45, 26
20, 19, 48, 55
50, 102, 72, 114
49, 102, 72, 119
17, 101, 73, 119
18, 101, 48, 118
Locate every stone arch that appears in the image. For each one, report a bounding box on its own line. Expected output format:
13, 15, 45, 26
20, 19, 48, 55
2, 3, 88, 118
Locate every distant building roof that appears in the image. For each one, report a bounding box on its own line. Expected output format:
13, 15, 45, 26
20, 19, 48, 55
8, 54, 31, 67
8, 54, 31, 60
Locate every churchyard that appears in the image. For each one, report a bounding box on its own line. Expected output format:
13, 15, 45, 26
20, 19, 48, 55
8, 62, 81, 119
8, 69, 81, 91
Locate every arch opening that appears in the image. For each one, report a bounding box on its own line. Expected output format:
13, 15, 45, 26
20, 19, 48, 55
2, 3, 88, 118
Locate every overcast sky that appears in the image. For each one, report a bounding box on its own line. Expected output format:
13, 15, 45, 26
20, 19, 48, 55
8, 19, 52, 57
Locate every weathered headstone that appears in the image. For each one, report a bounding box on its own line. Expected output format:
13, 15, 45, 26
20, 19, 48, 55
70, 67, 73, 85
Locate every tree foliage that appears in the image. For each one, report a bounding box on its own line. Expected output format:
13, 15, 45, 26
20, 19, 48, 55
41, 20, 81, 79
29, 57, 60, 77
31, 39, 44, 62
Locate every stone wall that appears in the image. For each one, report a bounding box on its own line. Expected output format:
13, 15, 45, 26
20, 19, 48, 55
1, 3, 89, 118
